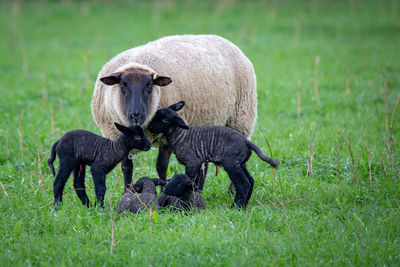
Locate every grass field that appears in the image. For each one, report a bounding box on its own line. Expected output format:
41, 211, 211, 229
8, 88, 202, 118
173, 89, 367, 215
0, 0, 399, 266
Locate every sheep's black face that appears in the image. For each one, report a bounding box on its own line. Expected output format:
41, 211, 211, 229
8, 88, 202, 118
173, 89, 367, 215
148, 101, 189, 134
163, 174, 193, 196
114, 123, 151, 151
100, 70, 172, 126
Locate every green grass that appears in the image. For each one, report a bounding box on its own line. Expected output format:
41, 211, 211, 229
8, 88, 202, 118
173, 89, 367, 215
0, 0, 399, 266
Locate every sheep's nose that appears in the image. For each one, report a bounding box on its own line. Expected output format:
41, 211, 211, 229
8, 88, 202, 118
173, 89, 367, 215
130, 112, 141, 119
129, 112, 144, 125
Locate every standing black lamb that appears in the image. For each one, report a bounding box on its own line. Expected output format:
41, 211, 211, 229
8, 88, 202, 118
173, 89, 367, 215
117, 177, 166, 214
148, 101, 279, 208
47, 123, 151, 208
158, 174, 206, 211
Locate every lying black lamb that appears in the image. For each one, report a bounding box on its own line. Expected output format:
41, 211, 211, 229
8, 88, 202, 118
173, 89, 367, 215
148, 101, 279, 208
47, 123, 151, 208
158, 174, 206, 211
117, 177, 166, 214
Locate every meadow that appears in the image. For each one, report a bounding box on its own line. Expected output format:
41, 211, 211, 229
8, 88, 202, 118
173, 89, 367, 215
0, 0, 399, 266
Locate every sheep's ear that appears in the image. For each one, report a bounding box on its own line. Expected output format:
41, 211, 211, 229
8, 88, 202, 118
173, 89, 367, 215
168, 101, 185, 111
114, 122, 130, 135
132, 182, 143, 193
152, 74, 172, 87
152, 178, 166, 186
174, 117, 189, 130
100, 73, 122, 85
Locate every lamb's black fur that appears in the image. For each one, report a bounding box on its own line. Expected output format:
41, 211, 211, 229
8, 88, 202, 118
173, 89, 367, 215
47, 123, 151, 208
117, 177, 166, 214
158, 174, 206, 211
148, 101, 279, 208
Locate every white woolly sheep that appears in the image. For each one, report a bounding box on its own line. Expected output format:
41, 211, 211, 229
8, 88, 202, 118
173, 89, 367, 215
91, 34, 257, 188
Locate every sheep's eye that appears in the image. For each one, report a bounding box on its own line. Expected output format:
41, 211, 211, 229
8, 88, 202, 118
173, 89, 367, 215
134, 135, 141, 140
145, 86, 152, 96
162, 118, 169, 124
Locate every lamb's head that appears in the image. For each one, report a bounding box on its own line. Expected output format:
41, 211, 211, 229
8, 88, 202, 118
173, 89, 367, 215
114, 123, 151, 151
163, 174, 196, 197
131, 177, 167, 194
148, 101, 189, 135
101, 70, 172, 126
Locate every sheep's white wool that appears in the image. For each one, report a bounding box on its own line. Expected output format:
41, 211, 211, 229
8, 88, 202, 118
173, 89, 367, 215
91, 34, 257, 145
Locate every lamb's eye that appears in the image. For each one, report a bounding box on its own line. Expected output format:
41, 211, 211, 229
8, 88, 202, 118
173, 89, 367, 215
134, 135, 141, 140
162, 118, 169, 124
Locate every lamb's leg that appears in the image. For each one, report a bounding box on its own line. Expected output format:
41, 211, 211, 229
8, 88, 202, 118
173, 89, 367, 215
121, 155, 133, 190
241, 164, 254, 205
185, 165, 201, 187
73, 164, 90, 207
223, 164, 250, 208
91, 167, 107, 208
156, 144, 173, 181
197, 162, 208, 191
53, 158, 74, 207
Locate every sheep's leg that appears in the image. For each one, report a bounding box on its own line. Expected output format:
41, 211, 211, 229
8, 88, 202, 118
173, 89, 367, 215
53, 158, 75, 207
197, 162, 208, 191
91, 167, 107, 208
121, 155, 133, 190
156, 144, 173, 181
185, 165, 201, 186
73, 164, 90, 207
223, 164, 250, 208
241, 164, 254, 205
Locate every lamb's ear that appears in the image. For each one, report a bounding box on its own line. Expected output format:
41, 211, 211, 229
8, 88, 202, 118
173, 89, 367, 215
152, 178, 166, 186
168, 101, 185, 111
114, 122, 130, 135
100, 72, 122, 85
174, 117, 189, 130
152, 74, 172, 87
132, 182, 143, 193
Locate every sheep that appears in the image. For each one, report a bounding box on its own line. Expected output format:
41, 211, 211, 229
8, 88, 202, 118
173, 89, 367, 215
158, 174, 206, 211
91, 34, 257, 189
47, 123, 151, 208
117, 177, 166, 214
148, 101, 279, 208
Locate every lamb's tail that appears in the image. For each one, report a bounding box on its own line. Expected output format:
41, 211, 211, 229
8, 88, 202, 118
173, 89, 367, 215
246, 140, 279, 169
47, 140, 59, 177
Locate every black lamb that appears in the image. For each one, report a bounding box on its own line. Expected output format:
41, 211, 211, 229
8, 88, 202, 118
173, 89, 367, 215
47, 123, 151, 208
158, 174, 206, 211
117, 177, 166, 214
148, 101, 279, 208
